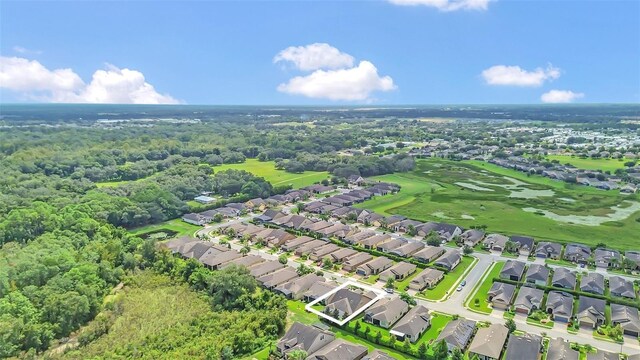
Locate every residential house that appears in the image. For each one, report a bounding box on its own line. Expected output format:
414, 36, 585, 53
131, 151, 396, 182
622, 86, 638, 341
257, 268, 299, 289
303, 282, 338, 303
356, 257, 394, 276
413, 246, 446, 264
434, 250, 462, 271
328, 248, 359, 264
363, 350, 395, 360
245, 198, 267, 211
307, 339, 368, 360
609, 276, 636, 299
364, 297, 410, 328
546, 338, 579, 360
281, 236, 314, 252
525, 264, 549, 286
390, 305, 431, 343
535, 241, 562, 259
194, 195, 216, 204
344, 231, 376, 245
348, 175, 366, 186
359, 213, 384, 227
378, 262, 417, 282
514, 287, 544, 315
435, 319, 476, 352
576, 296, 606, 329
394, 219, 423, 233
249, 260, 285, 278
163, 236, 197, 253
505, 334, 542, 360
182, 213, 208, 226
586, 351, 621, 360
383, 215, 406, 229
610, 304, 640, 337
324, 288, 375, 319
220, 254, 264, 269
342, 253, 374, 272
500, 260, 526, 281
276, 322, 335, 358
199, 249, 243, 270
564, 244, 592, 264
295, 240, 329, 257
274, 274, 325, 300
359, 234, 392, 250
416, 222, 463, 241
624, 251, 640, 271
304, 184, 335, 194
594, 248, 622, 268
468, 324, 509, 360
487, 282, 517, 310
551, 268, 577, 290
510, 235, 535, 256
546, 291, 574, 323
309, 243, 341, 261
580, 273, 605, 295
376, 238, 407, 253
483, 234, 509, 252
409, 268, 444, 291
460, 229, 485, 247
389, 241, 425, 258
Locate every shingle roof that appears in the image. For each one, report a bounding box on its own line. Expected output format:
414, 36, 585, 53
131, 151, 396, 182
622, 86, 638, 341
468, 324, 509, 359
390, 305, 431, 338
436, 319, 476, 350
505, 334, 541, 360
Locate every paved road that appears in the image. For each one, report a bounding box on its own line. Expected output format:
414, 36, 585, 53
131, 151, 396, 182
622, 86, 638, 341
194, 214, 639, 355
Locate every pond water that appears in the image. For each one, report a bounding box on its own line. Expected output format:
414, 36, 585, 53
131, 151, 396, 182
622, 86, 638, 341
454, 182, 494, 191
468, 177, 556, 199
523, 201, 640, 226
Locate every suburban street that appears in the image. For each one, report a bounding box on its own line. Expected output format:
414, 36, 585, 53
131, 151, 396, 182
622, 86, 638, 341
193, 213, 639, 356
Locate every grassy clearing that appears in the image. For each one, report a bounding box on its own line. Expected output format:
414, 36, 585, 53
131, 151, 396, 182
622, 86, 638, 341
420, 256, 476, 301
128, 218, 201, 237
213, 159, 330, 189
357, 159, 640, 250
466, 261, 505, 314
286, 300, 318, 325
544, 155, 629, 172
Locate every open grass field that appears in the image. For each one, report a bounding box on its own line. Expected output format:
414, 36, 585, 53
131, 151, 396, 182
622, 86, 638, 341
213, 159, 330, 189
466, 261, 505, 314
128, 218, 201, 237
357, 159, 640, 250
544, 155, 630, 172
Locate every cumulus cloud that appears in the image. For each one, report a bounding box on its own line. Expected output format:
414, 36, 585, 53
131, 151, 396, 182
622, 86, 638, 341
0, 56, 180, 104
274, 43, 355, 71
481, 64, 560, 87
277, 61, 396, 101
388, 0, 491, 11
13, 46, 42, 55
540, 90, 584, 103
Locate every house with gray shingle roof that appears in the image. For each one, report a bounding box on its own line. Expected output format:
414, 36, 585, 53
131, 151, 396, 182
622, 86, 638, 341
276, 322, 335, 357
281, 236, 314, 252
342, 253, 374, 272
564, 243, 592, 264
309, 243, 341, 261
546, 291, 574, 323
434, 250, 461, 271
551, 268, 577, 290
220, 254, 264, 269
378, 262, 417, 282
257, 268, 299, 289
249, 260, 285, 278
624, 251, 640, 271
324, 288, 375, 319
468, 323, 509, 360
435, 318, 476, 352
514, 286, 544, 315
576, 296, 606, 329
364, 297, 409, 329
356, 257, 394, 276
359, 234, 392, 249
390, 305, 431, 343
609, 276, 636, 299
413, 246, 446, 264
307, 339, 368, 360
487, 282, 517, 310
303, 281, 338, 304
580, 272, 605, 295
363, 350, 395, 360
546, 338, 579, 360
274, 273, 325, 300
461, 229, 485, 247
483, 234, 509, 252
594, 248, 622, 268
295, 239, 329, 257
328, 248, 359, 264
389, 241, 425, 258
510, 235, 535, 256
535, 241, 562, 259
505, 334, 542, 360
409, 268, 444, 291
611, 303, 640, 337
376, 238, 407, 253
586, 350, 620, 360
499, 260, 526, 281
525, 264, 549, 286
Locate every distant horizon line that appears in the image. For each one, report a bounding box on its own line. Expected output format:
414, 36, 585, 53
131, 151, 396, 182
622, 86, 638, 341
2, 102, 639, 107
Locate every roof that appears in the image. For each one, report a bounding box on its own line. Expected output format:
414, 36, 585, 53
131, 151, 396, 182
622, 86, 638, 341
546, 291, 574, 318
552, 268, 576, 289
304, 281, 338, 300
525, 264, 549, 282
343, 252, 374, 267
611, 304, 640, 333
505, 334, 542, 360
360, 256, 393, 271
379, 262, 417, 280
577, 296, 606, 323
275, 274, 325, 297
389, 241, 425, 257
363, 350, 395, 360
277, 322, 335, 355
390, 305, 431, 338
488, 282, 517, 305
580, 272, 605, 294
565, 243, 591, 258
307, 339, 368, 360
468, 324, 509, 359
500, 260, 526, 278
411, 268, 444, 286
609, 276, 636, 298
434, 250, 461, 268
413, 246, 445, 262
257, 268, 299, 288
376, 238, 407, 252
365, 297, 409, 325
249, 260, 285, 277
436, 318, 476, 349
510, 235, 534, 250
514, 286, 544, 311
326, 288, 375, 317
547, 338, 579, 360
535, 241, 562, 256
586, 350, 621, 360
461, 229, 485, 242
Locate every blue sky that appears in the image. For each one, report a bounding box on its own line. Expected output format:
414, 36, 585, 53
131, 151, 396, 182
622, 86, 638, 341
1, 0, 638, 104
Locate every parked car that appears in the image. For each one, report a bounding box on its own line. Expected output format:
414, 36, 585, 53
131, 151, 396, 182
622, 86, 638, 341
385, 288, 394, 294
456, 286, 463, 291
461, 280, 467, 286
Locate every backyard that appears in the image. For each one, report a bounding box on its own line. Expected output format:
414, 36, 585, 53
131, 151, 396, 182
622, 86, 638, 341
357, 159, 640, 250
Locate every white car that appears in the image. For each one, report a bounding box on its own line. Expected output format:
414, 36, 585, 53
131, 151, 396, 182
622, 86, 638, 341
456, 285, 463, 291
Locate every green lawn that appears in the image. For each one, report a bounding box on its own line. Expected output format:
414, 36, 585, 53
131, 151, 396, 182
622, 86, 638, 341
286, 300, 318, 325
420, 256, 476, 301
466, 261, 505, 314
355, 159, 640, 250
544, 155, 630, 172
128, 218, 202, 237
414, 312, 453, 349
213, 159, 330, 189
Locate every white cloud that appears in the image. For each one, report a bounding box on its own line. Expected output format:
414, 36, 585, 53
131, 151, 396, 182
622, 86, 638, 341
274, 43, 355, 71
388, 0, 491, 11
13, 46, 42, 55
481, 64, 560, 87
0, 56, 180, 104
277, 60, 396, 101
541, 90, 584, 103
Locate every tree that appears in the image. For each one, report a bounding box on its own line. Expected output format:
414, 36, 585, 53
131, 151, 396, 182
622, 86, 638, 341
433, 339, 449, 360
407, 224, 417, 236
385, 277, 395, 289
240, 245, 250, 255
375, 331, 382, 344
278, 254, 288, 264
417, 342, 428, 359
322, 257, 333, 269
297, 263, 313, 276
505, 318, 516, 333
288, 350, 307, 360
463, 245, 473, 255
354, 321, 361, 334
402, 337, 411, 352
451, 348, 463, 360
399, 292, 416, 306
426, 231, 441, 246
